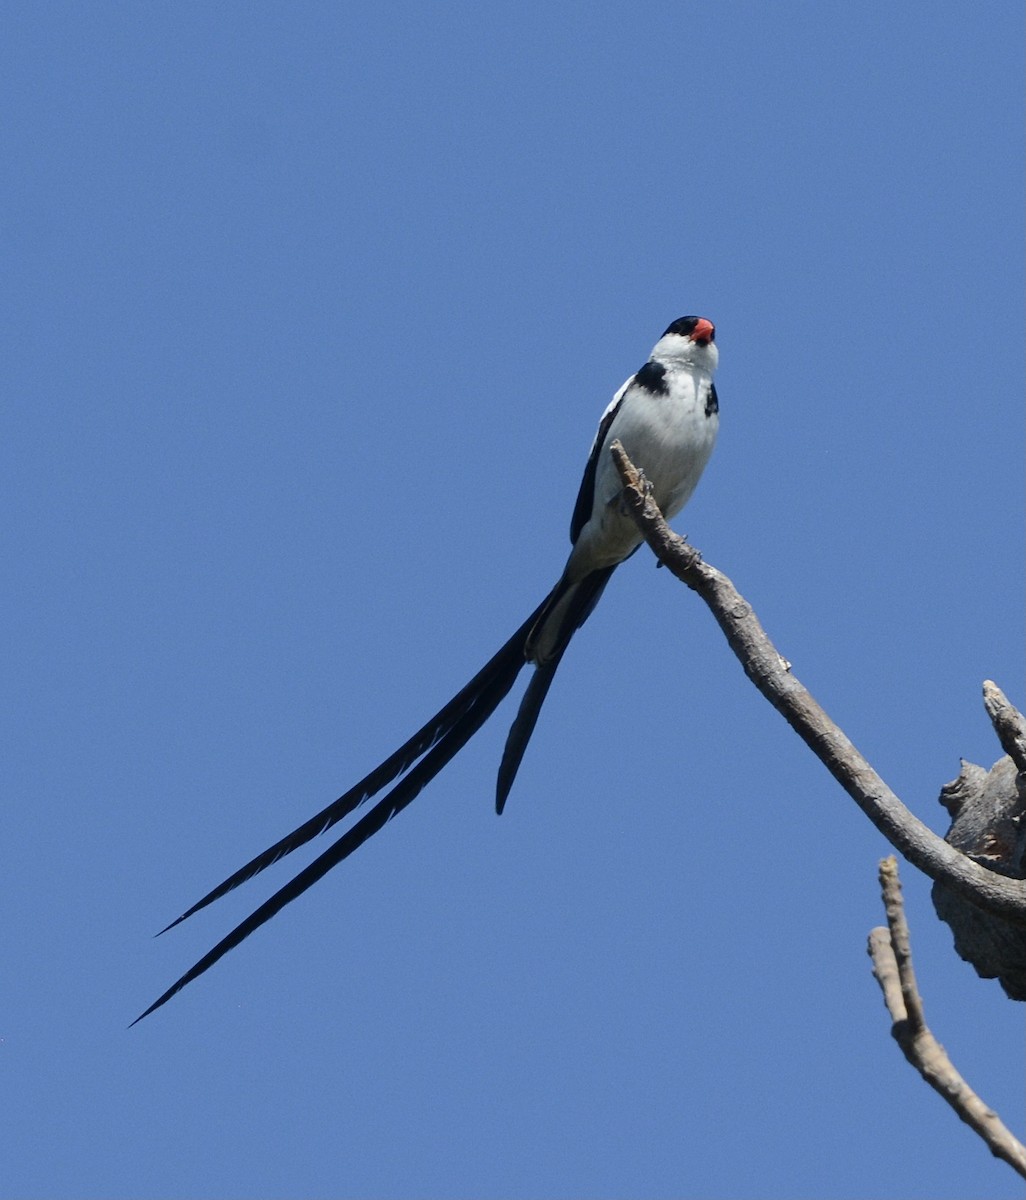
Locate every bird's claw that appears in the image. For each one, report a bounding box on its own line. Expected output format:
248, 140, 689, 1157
617, 469, 652, 515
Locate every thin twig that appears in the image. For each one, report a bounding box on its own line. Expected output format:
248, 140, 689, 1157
608, 440, 1026, 925
868, 857, 1026, 1179
877, 857, 927, 1030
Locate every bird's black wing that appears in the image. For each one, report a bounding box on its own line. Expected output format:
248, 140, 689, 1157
569, 385, 629, 544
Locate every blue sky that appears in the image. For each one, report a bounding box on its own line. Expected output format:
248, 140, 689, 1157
4, 3, 1023, 1197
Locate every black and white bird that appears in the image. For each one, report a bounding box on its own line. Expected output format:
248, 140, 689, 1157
135, 315, 720, 1023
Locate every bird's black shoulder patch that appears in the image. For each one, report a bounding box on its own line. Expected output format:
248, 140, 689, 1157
634, 360, 669, 395
705, 382, 719, 416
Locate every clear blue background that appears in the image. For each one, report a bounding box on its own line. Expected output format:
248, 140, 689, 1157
3, 3, 1023, 1197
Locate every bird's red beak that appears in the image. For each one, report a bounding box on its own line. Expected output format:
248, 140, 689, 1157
689, 318, 715, 345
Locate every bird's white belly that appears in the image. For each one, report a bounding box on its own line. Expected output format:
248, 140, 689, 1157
569, 372, 717, 576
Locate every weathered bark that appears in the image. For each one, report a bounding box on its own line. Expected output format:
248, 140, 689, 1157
932, 754, 1026, 1000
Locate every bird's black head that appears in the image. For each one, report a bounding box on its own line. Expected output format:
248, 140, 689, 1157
662, 316, 716, 346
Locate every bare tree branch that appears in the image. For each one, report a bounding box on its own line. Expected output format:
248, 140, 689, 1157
868, 857, 1026, 1179
983, 681, 1026, 774
608, 440, 1026, 925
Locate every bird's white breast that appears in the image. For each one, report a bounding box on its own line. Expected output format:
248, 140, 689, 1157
569, 364, 718, 576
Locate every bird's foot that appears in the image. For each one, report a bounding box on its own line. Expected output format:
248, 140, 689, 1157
616, 470, 652, 515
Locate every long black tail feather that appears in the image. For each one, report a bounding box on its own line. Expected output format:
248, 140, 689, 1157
157, 598, 549, 936
495, 659, 562, 815
133, 634, 531, 1025
495, 566, 616, 814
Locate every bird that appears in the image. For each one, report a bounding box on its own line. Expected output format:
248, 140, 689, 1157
133, 315, 720, 1024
